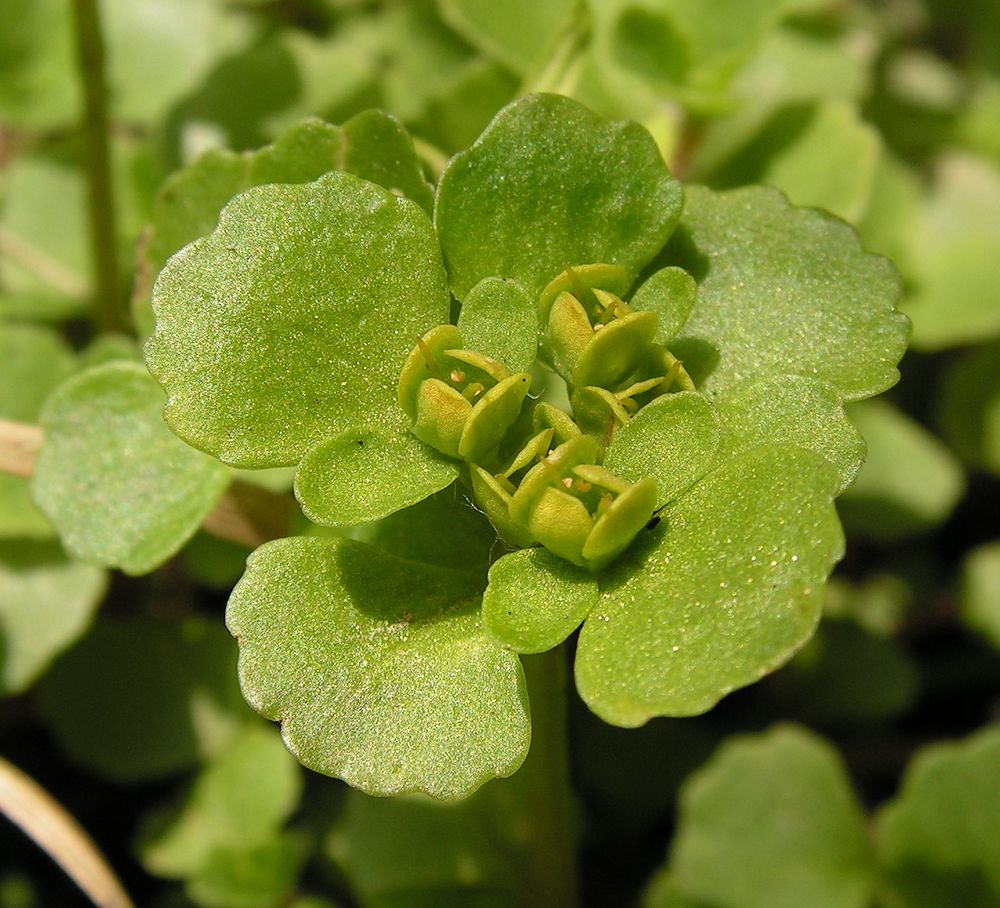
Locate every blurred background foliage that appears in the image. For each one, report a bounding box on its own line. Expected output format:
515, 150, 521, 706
1, 0, 1000, 905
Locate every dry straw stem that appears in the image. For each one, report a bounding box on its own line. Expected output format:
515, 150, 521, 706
0, 755, 135, 907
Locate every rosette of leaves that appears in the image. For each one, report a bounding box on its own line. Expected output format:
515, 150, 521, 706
146, 93, 907, 798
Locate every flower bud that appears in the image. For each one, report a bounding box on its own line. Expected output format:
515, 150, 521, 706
541, 278, 659, 390
398, 326, 531, 461
510, 437, 658, 571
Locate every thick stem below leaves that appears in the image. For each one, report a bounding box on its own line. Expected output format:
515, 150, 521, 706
516, 646, 580, 907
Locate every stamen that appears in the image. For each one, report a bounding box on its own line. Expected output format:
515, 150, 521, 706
449, 369, 466, 384
415, 335, 438, 373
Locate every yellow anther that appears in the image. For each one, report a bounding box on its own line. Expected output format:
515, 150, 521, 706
461, 382, 485, 401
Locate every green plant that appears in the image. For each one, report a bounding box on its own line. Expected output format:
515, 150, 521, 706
2, 2, 1000, 907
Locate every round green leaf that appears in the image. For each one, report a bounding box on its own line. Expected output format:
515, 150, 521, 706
457, 277, 539, 373
33, 362, 230, 576
146, 170, 450, 467
36, 615, 249, 781
575, 445, 844, 725
603, 391, 721, 508
0, 541, 106, 696
141, 108, 435, 326
483, 547, 598, 653
668, 185, 908, 401
669, 725, 875, 908
876, 727, 1000, 907
227, 537, 530, 799
435, 93, 684, 299
715, 375, 866, 494
294, 421, 459, 528
629, 266, 698, 343
838, 399, 965, 541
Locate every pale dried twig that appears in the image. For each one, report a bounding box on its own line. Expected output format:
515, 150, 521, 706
0, 756, 135, 908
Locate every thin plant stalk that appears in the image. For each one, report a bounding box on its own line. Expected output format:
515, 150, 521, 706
71, 0, 126, 333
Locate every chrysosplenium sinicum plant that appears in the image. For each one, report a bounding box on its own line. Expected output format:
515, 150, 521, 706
138, 93, 908, 799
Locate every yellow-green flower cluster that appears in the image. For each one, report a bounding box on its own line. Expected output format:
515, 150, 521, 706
398, 264, 692, 572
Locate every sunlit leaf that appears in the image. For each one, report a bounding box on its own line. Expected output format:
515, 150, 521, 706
714, 375, 866, 494
227, 537, 530, 799
576, 446, 843, 725
602, 391, 721, 508
457, 277, 538, 374
436, 93, 683, 299
667, 185, 907, 401
482, 547, 597, 653
294, 420, 459, 529
146, 170, 449, 467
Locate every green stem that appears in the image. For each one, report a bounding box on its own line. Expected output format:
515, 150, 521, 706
516, 646, 580, 907
72, 0, 126, 333
518, 3, 590, 98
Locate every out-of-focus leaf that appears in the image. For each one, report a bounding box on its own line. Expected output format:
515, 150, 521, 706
666, 725, 876, 908
139, 724, 301, 881
839, 399, 965, 541
33, 362, 229, 575
0, 323, 75, 539
960, 541, 1000, 650
36, 615, 250, 781
936, 340, 1000, 476
438, 0, 578, 74
903, 154, 1000, 349
0, 541, 105, 696
876, 727, 1000, 907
